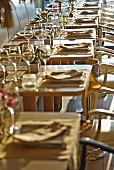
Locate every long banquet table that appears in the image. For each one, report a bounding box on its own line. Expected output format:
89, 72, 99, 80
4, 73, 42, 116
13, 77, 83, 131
1, 2, 100, 117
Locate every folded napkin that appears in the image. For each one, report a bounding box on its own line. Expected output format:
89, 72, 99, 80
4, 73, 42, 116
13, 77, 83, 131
66, 30, 92, 38
83, 2, 99, 6
53, 43, 91, 55
67, 29, 92, 35
60, 43, 91, 48
55, 44, 91, 55
13, 122, 67, 142
45, 70, 83, 80
80, 10, 98, 14
74, 18, 96, 23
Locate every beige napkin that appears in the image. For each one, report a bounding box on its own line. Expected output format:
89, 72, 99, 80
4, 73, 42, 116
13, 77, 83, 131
83, 2, 99, 6
55, 43, 91, 54
59, 45, 86, 50
13, 124, 67, 142
66, 30, 92, 38
56, 49, 90, 55
60, 43, 91, 48
80, 10, 98, 14
67, 29, 92, 35
45, 70, 83, 80
74, 18, 96, 23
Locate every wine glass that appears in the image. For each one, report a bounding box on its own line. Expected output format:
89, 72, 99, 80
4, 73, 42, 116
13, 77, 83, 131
3, 85, 21, 135
44, 23, 55, 47
0, 48, 9, 84
49, 0, 56, 11
24, 25, 33, 46
40, 45, 51, 74
33, 25, 42, 46
62, 9, 69, 34
22, 44, 35, 73
8, 46, 22, 82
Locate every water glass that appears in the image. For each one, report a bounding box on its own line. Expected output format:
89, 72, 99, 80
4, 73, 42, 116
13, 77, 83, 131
22, 74, 37, 91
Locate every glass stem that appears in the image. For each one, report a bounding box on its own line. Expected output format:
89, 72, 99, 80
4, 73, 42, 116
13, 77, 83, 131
43, 59, 47, 74
14, 63, 18, 82
38, 62, 40, 72
27, 62, 31, 73
28, 39, 30, 46
2, 65, 6, 83
7, 107, 15, 134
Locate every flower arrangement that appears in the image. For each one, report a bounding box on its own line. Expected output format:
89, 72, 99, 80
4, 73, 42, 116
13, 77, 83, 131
0, 88, 14, 111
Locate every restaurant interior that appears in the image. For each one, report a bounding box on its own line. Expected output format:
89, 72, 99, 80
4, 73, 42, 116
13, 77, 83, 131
0, 0, 114, 169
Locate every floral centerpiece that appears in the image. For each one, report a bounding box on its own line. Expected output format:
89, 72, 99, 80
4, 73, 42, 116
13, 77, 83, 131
0, 87, 15, 136
0, 88, 14, 111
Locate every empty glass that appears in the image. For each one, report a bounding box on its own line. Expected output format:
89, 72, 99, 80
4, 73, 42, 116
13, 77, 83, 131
40, 45, 51, 74
24, 25, 33, 46
8, 46, 22, 82
22, 44, 35, 73
22, 74, 37, 91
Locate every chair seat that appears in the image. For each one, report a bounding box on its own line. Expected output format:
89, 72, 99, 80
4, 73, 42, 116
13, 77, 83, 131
81, 119, 114, 146
97, 74, 114, 89
87, 73, 102, 96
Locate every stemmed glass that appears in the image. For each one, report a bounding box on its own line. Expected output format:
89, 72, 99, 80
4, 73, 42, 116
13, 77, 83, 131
49, 0, 56, 11
3, 85, 21, 135
22, 44, 35, 73
0, 48, 9, 84
33, 25, 40, 44
62, 9, 69, 35
24, 25, 33, 46
44, 23, 55, 48
39, 45, 51, 74
33, 25, 43, 46
8, 46, 22, 82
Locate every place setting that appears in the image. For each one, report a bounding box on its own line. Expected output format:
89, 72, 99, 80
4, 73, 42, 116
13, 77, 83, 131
73, 17, 97, 24
52, 43, 92, 55
12, 119, 73, 146
77, 1, 100, 10
39, 69, 85, 88
59, 28, 96, 42
2, 115, 78, 161
78, 9, 99, 17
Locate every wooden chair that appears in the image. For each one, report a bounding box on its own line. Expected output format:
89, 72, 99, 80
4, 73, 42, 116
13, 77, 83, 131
75, 58, 102, 117
95, 37, 114, 63
96, 4, 114, 62
99, 5, 114, 36
97, 63, 114, 89
80, 107, 114, 170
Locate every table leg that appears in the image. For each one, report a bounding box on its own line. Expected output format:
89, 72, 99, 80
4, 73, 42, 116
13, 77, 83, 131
43, 96, 54, 111
54, 96, 62, 111
23, 96, 37, 111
